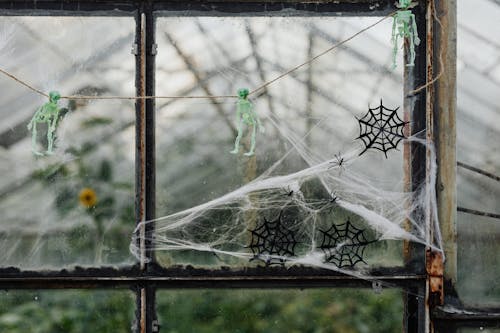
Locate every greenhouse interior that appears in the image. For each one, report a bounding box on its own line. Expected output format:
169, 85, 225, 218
0, 0, 498, 332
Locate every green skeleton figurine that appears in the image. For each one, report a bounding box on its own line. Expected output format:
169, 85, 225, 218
392, 0, 420, 68
230, 88, 264, 157
27, 91, 66, 156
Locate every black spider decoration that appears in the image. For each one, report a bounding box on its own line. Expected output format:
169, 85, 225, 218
321, 191, 339, 213
356, 100, 408, 158
328, 152, 346, 173
248, 211, 297, 266
328, 192, 338, 204
318, 219, 376, 268
281, 186, 294, 197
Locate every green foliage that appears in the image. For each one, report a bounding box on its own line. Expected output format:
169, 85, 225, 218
0, 291, 134, 333
80, 117, 113, 129
0, 289, 402, 333
91, 196, 115, 221
31, 164, 69, 183
157, 289, 403, 333
55, 187, 78, 216
98, 159, 113, 182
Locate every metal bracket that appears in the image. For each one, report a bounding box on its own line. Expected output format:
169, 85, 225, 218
152, 319, 160, 333
132, 43, 157, 56
426, 249, 444, 307
131, 43, 138, 55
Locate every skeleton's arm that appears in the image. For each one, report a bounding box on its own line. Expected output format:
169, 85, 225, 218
27, 106, 43, 130
411, 14, 420, 45
250, 107, 264, 133
391, 16, 397, 43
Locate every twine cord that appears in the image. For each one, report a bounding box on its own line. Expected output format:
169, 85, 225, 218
0, 13, 394, 102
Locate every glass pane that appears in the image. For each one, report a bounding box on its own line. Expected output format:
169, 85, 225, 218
456, 0, 500, 307
0, 17, 136, 268
158, 288, 403, 333
0, 290, 135, 332
153, 15, 416, 272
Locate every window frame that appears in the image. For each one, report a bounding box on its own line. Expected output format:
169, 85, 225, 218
0, 1, 497, 332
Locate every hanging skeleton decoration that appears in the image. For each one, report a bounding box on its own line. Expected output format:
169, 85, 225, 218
27, 91, 67, 156
230, 88, 264, 157
392, 0, 420, 68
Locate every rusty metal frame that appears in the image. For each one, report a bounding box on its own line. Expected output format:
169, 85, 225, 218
421, 1, 500, 332
0, 1, 427, 333
1, 0, 497, 332
0, 0, 397, 16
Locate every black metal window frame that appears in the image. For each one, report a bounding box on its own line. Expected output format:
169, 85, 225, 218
2, 1, 496, 332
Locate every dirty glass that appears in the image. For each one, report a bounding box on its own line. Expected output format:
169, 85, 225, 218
153, 16, 410, 270
0, 17, 136, 269
158, 288, 403, 333
0, 290, 135, 332
456, 0, 500, 307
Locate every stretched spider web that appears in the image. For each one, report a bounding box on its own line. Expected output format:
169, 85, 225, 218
248, 210, 298, 266
356, 100, 408, 158
319, 219, 375, 268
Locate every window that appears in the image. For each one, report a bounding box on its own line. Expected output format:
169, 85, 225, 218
0, 1, 498, 332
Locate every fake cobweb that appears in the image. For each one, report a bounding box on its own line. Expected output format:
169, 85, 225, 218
248, 210, 298, 266
124, 16, 443, 280
131, 108, 442, 277
319, 219, 376, 269
356, 100, 408, 158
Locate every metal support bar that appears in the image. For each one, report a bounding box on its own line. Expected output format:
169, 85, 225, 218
403, 1, 429, 332
0, 274, 426, 289
433, 0, 458, 291
136, 11, 148, 271
0, 0, 396, 16
134, 5, 156, 332
145, 3, 157, 270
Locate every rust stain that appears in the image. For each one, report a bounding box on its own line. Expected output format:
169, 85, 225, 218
140, 288, 146, 333
426, 249, 444, 307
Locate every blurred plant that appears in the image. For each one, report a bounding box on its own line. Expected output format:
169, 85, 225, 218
157, 289, 404, 333
79, 188, 97, 208
30, 116, 133, 264
0, 290, 135, 333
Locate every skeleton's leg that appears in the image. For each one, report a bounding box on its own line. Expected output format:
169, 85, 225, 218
30, 122, 36, 146
244, 124, 257, 156
230, 119, 244, 154
393, 33, 401, 69
391, 18, 398, 68
411, 15, 420, 46
407, 28, 416, 67
31, 121, 40, 155
46, 116, 57, 154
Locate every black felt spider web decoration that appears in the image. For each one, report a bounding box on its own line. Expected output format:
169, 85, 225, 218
248, 211, 297, 266
356, 100, 408, 158
318, 219, 376, 268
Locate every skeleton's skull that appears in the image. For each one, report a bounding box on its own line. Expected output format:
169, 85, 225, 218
237, 88, 249, 99
398, 0, 412, 8
49, 91, 61, 103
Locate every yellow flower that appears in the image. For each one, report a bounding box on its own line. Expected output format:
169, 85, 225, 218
79, 188, 97, 208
